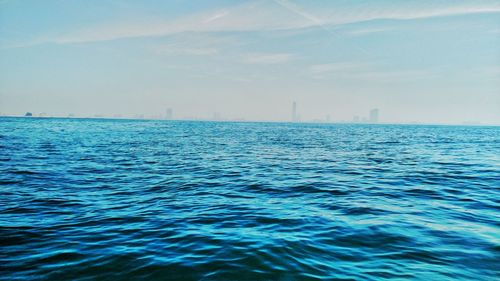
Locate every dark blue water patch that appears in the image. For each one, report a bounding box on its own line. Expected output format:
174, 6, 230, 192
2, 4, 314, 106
0, 117, 499, 280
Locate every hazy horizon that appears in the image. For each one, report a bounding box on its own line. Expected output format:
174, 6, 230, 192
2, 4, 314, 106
1, 0, 499, 125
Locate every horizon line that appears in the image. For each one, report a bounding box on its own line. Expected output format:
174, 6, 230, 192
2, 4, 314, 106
1, 115, 498, 127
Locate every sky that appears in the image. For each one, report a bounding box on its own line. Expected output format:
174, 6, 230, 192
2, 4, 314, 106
0, 0, 499, 124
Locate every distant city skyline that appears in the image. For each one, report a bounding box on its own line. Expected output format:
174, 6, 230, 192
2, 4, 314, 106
3, 108, 494, 126
0, 100, 497, 126
1, 1, 499, 125
370, 108, 379, 124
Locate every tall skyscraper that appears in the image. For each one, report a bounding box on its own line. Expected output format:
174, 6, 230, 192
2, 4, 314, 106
369, 108, 379, 123
292, 101, 298, 122
166, 108, 173, 120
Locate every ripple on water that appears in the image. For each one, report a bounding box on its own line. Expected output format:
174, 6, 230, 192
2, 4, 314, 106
0, 118, 499, 280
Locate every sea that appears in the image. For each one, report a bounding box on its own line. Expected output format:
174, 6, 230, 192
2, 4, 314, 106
1, 117, 499, 280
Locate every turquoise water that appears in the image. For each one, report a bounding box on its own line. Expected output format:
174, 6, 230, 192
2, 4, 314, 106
1, 117, 499, 280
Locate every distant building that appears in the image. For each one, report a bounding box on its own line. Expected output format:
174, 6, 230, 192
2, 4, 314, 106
24, 112, 33, 117
369, 108, 379, 123
166, 108, 173, 120
353, 116, 360, 123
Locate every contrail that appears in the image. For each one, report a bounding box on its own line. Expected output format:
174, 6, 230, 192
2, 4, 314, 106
272, 0, 371, 56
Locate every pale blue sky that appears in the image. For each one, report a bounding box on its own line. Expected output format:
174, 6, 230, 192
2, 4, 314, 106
1, 0, 499, 124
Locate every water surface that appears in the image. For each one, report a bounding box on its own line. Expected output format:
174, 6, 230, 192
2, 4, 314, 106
1, 118, 499, 280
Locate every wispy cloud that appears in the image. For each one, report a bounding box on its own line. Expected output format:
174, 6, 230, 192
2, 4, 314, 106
152, 45, 217, 56
3, 0, 500, 47
47, 2, 301, 45
308, 62, 435, 82
272, 0, 371, 55
346, 27, 393, 37
480, 66, 500, 79
147, 33, 230, 56
310, 62, 367, 74
243, 53, 295, 64
309, 62, 369, 79
353, 70, 436, 82
203, 11, 229, 24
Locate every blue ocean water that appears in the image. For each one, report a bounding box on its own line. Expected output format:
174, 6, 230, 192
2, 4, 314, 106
0, 117, 499, 280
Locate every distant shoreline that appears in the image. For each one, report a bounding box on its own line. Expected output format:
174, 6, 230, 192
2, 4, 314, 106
0, 115, 497, 127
